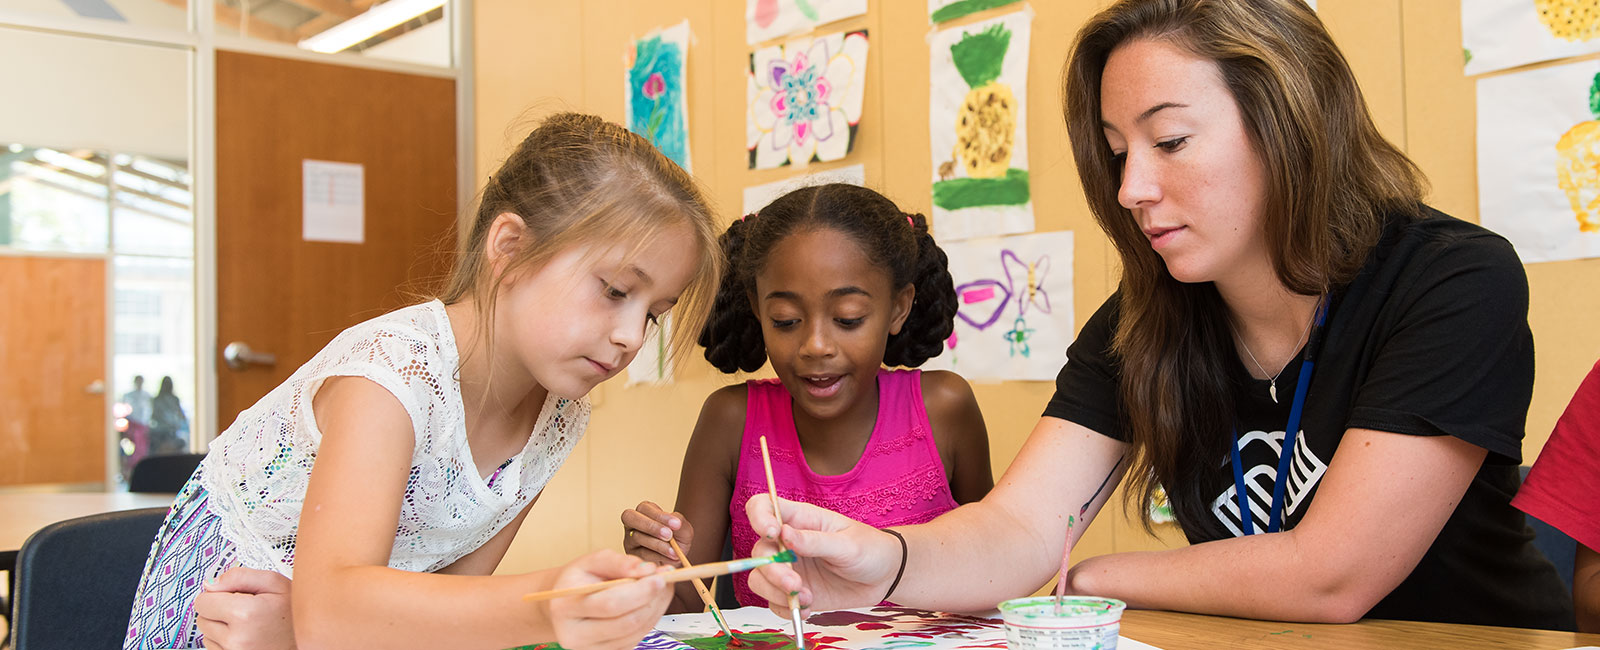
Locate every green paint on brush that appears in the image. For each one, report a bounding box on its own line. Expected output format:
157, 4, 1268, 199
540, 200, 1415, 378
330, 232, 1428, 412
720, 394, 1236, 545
772, 548, 797, 563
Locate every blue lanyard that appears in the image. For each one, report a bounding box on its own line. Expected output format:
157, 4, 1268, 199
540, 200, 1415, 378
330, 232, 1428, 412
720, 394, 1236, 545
1230, 296, 1329, 535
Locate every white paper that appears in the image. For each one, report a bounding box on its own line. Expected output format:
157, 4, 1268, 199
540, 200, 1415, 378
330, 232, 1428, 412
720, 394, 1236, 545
657, 606, 1160, 650
922, 231, 1073, 381
929, 10, 1034, 241
1464, 0, 1600, 76
740, 164, 866, 215
746, 0, 867, 45
302, 159, 364, 244
1477, 58, 1600, 263
746, 29, 870, 170
625, 314, 675, 386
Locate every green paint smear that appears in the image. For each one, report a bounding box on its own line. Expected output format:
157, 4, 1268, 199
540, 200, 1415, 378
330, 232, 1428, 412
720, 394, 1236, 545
931, 0, 1023, 24
794, 0, 820, 21
1589, 71, 1600, 120
932, 168, 1030, 210
949, 21, 1012, 88
683, 632, 796, 650
1463, 48, 1472, 66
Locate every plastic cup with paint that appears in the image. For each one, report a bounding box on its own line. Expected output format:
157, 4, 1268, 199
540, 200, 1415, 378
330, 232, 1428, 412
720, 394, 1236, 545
999, 596, 1127, 650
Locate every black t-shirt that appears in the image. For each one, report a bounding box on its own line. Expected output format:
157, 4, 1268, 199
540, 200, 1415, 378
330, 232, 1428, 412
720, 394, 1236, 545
1044, 207, 1573, 630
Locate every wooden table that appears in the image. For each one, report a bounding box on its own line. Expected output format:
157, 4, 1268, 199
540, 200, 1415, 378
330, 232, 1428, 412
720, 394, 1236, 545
1120, 609, 1600, 649
0, 491, 175, 552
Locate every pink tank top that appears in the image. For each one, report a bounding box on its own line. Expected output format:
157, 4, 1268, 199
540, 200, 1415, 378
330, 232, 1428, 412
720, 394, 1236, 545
728, 368, 958, 606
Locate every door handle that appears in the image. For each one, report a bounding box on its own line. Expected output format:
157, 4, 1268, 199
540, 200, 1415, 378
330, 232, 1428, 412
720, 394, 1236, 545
223, 341, 278, 371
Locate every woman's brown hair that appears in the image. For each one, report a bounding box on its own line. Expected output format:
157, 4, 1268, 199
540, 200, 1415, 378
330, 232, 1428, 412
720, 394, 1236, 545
1061, 0, 1427, 535
441, 112, 723, 377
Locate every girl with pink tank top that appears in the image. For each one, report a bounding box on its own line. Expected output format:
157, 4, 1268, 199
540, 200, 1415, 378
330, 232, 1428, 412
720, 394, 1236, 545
622, 184, 994, 612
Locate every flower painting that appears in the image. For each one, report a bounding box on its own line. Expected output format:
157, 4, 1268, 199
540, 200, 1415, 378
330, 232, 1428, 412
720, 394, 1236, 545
746, 29, 868, 170
627, 21, 691, 171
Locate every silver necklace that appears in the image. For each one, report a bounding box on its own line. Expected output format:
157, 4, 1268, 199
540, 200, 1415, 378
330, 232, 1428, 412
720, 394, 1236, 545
1233, 308, 1318, 404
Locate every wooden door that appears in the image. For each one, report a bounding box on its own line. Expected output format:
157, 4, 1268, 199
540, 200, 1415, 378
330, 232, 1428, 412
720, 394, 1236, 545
216, 51, 456, 426
0, 256, 106, 485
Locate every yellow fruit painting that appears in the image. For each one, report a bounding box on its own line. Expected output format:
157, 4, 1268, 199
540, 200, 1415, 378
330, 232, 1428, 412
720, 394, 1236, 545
1556, 72, 1600, 233
1536, 0, 1600, 42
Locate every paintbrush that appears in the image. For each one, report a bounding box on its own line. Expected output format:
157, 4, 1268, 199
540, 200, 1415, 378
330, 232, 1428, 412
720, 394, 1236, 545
1054, 457, 1125, 614
759, 435, 807, 650
669, 537, 738, 642
520, 550, 796, 602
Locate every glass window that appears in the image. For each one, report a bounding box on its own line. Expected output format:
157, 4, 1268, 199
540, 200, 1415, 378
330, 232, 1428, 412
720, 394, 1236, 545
113, 255, 195, 481
0, 144, 110, 253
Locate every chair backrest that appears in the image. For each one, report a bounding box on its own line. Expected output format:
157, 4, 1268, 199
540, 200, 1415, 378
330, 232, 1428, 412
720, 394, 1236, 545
10, 507, 167, 650
1520, 465, 1577, 594
127, 453, 205, 493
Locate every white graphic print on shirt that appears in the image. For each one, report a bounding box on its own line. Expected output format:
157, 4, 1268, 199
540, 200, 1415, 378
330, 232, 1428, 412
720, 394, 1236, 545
1209, 429, 1329, 536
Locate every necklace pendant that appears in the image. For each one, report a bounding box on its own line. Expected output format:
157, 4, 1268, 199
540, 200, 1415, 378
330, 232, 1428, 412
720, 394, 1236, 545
1269, 382, 1279, 404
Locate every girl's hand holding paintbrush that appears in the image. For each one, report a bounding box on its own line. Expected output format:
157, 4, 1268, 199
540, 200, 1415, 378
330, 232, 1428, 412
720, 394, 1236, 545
621, 500, 695, 566
545, 549, 674, 650
742, 494, 903, 615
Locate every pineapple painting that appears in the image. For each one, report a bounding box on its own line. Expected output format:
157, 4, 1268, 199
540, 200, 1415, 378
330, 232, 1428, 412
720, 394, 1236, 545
929, 11, 1033, 240
1535, 0, 1600, 42
950, 23, 1018, 180
1556, 71, 1600, 233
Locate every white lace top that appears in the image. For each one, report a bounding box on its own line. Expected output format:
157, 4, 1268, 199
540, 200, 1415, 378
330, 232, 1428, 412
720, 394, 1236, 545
199, 300, 589, 576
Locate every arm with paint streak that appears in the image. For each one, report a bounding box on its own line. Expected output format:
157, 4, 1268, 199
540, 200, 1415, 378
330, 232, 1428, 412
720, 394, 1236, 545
1064, 428, 1484, 623
746, 416, 1129, 613
623, 384, 747, 613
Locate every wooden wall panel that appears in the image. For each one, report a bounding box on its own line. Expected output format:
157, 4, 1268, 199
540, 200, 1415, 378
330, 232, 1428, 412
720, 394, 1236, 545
0, 255, 106, 485
215, 51, 457, 426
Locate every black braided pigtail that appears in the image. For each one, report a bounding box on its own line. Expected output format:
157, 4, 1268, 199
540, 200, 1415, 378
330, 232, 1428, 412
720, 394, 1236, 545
883, 213, 958, 367
699, 217, 768, 373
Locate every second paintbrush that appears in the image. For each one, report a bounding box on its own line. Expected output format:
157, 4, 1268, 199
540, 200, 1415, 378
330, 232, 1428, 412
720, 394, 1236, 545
521, 550, 797, 602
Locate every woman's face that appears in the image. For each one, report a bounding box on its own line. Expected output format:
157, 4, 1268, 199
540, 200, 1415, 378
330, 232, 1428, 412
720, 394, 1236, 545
1100, 38, 1273, 286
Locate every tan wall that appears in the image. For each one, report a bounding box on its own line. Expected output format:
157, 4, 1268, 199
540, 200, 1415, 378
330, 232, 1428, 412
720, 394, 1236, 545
479, 0, 1600, 577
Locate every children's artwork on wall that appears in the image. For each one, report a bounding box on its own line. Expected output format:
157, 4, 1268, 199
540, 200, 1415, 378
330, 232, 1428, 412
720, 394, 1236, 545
746, 0, 867, 45
741, 164, 866, 215
922, 231, 1073, 381
929, 0, 1022, 23
627, 21, 692, 172
747, 29, 869, 170
1463, 0, 1600, 76
929, 10, 1033, 241
625, 315, 674, 386
1478, 57, 1600, 262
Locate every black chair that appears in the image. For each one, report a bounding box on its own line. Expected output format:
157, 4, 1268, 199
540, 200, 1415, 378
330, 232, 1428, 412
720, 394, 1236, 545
9, 507, 166, 650
127, 453, 205, 494
1520, 465, 1577, 594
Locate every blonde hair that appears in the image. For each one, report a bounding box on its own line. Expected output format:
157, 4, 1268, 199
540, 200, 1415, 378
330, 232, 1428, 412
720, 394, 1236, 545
442, 112, 722, 373
1061, 0, 1427, 534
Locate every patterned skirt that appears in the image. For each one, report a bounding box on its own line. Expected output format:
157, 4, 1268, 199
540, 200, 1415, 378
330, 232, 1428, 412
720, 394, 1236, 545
124, 467, 240, 650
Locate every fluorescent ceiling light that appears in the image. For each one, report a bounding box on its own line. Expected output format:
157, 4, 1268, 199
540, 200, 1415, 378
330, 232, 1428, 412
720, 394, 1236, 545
297, 0, 445, 53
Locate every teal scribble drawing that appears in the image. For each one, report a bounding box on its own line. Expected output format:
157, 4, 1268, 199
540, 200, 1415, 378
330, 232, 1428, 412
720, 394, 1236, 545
1003, 314, 1034, 357
930, 0, 1022, 23
628, 30, 690, 171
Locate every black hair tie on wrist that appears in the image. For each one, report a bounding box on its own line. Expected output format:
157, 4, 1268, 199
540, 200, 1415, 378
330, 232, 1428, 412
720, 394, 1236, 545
882, 528, 908, 603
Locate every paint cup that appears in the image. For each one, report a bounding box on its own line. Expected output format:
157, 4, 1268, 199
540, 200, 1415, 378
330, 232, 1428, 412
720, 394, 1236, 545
999, 596, 1126, 650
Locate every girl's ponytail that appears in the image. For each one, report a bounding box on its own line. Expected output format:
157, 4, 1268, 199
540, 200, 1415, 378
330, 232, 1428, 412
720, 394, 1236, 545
699, 216, 768, 373
884, 213, 958, 368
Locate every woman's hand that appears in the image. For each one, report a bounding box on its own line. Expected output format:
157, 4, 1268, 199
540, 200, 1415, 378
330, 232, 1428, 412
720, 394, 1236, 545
620, 500, 691, 567
547, 550, 673, 650
742, 494, 902, 614
193, 567, 295, 650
